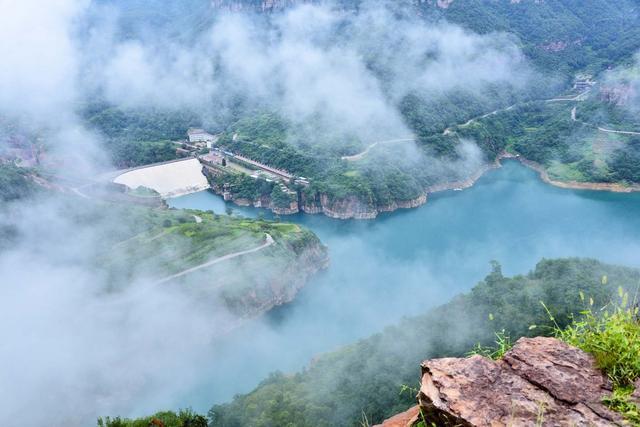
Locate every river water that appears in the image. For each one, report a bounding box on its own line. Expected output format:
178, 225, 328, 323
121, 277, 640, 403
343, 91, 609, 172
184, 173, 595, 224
166, 160, 640, 412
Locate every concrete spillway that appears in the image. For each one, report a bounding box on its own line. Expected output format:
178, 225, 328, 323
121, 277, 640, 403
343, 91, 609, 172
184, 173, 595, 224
113, 158, 210, 198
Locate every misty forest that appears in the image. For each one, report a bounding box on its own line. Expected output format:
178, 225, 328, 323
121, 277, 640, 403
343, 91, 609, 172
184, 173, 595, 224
5, 1, 640, 426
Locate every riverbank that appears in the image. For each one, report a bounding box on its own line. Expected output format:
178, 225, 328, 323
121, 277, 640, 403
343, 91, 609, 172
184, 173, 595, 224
430, 151, 640, 196
517, 157, 640, 193
204, 150, 640, 220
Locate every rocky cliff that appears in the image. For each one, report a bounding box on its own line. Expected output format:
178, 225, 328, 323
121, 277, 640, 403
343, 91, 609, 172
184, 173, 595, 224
301, 192, 427, 219
376, 337, 625, 426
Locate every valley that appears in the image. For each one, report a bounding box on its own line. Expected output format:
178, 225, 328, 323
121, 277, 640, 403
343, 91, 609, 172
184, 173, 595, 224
4, 1, 640, 426
164, 160, 640, 423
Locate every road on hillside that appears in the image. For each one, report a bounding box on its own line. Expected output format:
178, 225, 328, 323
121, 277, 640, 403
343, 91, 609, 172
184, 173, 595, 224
571, 106, 640, 135
341, 137, 416, 161
154, 233, 274, 285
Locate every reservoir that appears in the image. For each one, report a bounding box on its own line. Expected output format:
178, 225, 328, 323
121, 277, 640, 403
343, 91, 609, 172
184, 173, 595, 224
166, 160, 640, 412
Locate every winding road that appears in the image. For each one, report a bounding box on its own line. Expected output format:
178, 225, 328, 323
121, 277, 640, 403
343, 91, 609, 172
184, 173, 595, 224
344, 87, 634, 163
154, 233, 274, 285
571, 106, 640, 136
341, 137, 416, 161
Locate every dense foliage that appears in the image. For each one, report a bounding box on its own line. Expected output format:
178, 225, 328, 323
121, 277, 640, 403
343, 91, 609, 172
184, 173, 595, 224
82, 105, 202, 167
0, 164, 37, 202
453, 96, 640, 184
209, 258, 640, 426
97, 409, 207, 427
553, 287, 640, 424
418, 0, 640, 75
81, 0, 640, 201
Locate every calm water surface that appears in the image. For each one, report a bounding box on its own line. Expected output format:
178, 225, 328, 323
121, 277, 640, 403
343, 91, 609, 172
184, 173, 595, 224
165, 160, 640, 412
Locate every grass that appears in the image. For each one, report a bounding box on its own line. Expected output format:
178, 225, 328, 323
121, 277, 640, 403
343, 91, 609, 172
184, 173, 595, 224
98, 409, 206, 427
469, 282, 640, 424
467, 329, 514, 360
546, 160, 587, 182
549, 287, 640, 388
101, 207, 319, 280
542, 283, 640, 424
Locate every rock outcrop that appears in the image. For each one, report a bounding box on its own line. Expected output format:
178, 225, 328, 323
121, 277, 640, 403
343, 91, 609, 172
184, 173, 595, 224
378, 337, 624, 426
374, 406, 420, 427
301, 193, 428, 219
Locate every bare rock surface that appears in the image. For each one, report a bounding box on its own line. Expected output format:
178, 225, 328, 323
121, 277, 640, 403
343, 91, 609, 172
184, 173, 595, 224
372, 405, 420, 427
414, 337, 623, 426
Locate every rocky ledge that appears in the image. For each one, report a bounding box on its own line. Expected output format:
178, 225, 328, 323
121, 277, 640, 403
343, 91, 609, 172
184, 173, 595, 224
302, 192, 427, 219
376, 337, 624, 426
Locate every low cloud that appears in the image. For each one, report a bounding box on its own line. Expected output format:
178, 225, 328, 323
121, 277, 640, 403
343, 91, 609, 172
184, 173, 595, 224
0, 1, 534, 426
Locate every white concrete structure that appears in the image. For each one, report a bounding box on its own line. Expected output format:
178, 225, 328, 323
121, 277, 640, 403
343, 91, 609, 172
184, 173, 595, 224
114, 158, 210, 198
187, 128, 217, 147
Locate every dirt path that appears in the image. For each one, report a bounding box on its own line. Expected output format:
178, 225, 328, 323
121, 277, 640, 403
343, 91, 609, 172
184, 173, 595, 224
442, 104, 520, 136
341, 137, 415, 161
596, 127, 640, 136
571, 105, 640, 135
546, 88, 591, 102
154, 233, 274, 285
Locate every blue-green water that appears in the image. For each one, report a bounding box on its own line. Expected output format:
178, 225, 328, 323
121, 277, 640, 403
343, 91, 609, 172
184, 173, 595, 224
167, 160, 640, 411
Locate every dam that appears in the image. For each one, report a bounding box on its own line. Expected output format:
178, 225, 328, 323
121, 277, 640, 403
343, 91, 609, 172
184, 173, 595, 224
113, 158, 210, 198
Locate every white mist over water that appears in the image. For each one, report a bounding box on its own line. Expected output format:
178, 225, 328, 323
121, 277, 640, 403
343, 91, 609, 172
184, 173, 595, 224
0, 1, 628, 425
168, 159, 640, 410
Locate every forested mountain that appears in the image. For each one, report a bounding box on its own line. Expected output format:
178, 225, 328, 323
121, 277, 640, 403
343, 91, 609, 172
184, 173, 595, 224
206, 258, 640, 426
95, 0, 640, 76
103, 258, 640, 426
80, 0, 640, 217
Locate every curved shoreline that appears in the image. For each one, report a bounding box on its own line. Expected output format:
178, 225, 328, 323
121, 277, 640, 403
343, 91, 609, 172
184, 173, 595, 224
514, 156, 640, 193
434, 151, 640, 195
197, 151, 640, 220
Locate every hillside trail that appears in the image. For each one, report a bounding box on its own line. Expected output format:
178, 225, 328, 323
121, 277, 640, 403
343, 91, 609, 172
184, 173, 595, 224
154, 233, 274, 285
341, 137, 415, 161
571, 105, 640, 135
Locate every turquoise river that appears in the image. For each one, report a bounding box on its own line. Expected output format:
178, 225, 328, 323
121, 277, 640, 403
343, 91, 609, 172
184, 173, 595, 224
164, 160, 640, 413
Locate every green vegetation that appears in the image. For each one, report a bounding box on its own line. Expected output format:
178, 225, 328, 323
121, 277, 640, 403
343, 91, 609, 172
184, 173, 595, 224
421, 0, 640, 75
270, 185, 294, 209
98, 409, 207, 427
555, 288, 640, 388
603, 387, 640, 425
449, 96, 640, 184
108, 139, 178, 168
208, 258, 640, 426
82, 105, 202, 167
0, 163, 37, 202
540, 284, 640, 424
80, 1, 640, 205
467, 329, 514, 360
94, 202, 325, 315
209, 172, 275, 202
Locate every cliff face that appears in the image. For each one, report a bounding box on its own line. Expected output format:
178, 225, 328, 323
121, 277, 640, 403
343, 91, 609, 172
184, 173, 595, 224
301, 192, 427, 219
376, 337, 624, 426
204, 164, 428, 219
233, 237, 329, 317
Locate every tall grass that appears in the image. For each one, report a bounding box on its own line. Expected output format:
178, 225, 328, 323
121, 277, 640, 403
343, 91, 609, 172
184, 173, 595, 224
543, 282, 640, 424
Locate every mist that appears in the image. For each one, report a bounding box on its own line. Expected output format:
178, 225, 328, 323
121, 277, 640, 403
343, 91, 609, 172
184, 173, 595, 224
0, 1, 539, 426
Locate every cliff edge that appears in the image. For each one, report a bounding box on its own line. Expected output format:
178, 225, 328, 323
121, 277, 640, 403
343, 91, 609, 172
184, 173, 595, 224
376, 337, 624, 426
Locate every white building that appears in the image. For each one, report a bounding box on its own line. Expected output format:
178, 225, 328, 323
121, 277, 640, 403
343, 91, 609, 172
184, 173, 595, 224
187, 128, 217, 148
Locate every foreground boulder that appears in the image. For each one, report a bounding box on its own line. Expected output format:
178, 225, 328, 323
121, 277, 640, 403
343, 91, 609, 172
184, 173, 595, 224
374, 405, 420, 427
379, 337, 624, 426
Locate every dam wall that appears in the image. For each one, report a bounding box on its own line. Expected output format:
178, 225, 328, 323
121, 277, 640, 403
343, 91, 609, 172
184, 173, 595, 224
113, 158, 210, 198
